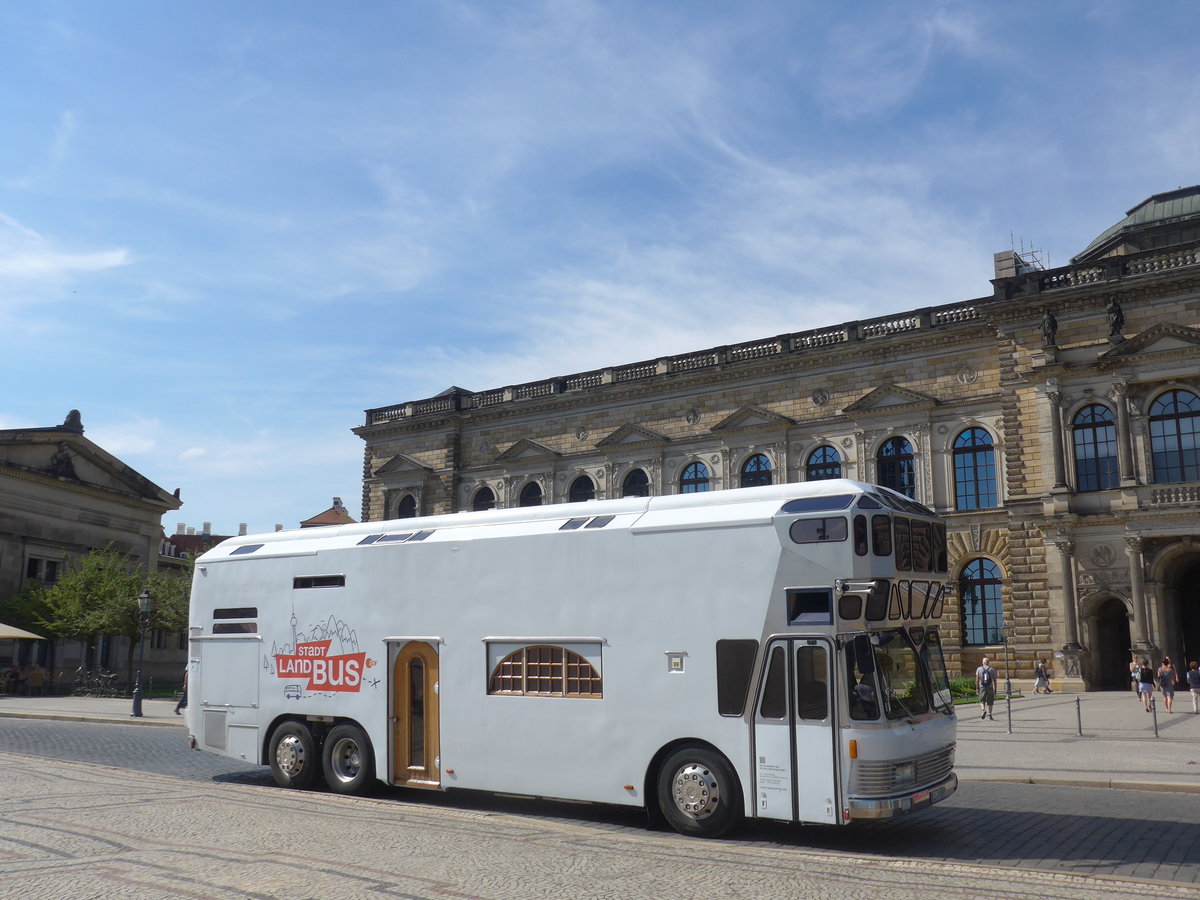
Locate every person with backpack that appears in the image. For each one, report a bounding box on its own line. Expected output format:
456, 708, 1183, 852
1137, 658, 1156, 712
1157, 657, 1177, 714
976, 657, 998, 720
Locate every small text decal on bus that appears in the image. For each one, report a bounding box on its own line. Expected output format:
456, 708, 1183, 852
275, 640, 366, 692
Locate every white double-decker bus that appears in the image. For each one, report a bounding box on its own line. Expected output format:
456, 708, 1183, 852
186, 479, 956, 837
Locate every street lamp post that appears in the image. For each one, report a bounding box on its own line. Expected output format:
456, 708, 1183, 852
130, 589, 155, 718
1000, 623, 1013, 734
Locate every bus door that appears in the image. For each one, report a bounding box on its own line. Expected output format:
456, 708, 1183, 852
390, 641, 441, 788
753, 637, 838, 824
192, 634, 262, 763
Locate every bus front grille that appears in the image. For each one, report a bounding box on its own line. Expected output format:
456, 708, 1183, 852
851, 744, 955, 796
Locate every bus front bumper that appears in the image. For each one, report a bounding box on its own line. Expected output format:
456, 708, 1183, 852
847, 772, 957, 820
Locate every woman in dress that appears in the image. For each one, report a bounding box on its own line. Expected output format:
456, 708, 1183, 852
1034, 659, 1053, 694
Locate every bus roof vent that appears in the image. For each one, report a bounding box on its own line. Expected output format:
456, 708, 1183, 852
560, 518, 589, 531
408, 530, 435, 542
358, 534, 384, 545
584, 515, 615, 529
230, 544, 264, 555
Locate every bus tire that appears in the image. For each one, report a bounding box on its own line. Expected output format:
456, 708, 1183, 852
322, 723, 375, 795
656, 746, 742, 838
269, 721, 318, 790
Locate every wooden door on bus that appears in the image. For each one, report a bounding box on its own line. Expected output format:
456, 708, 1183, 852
752, 637, 839, 824
391, 641, 440, 788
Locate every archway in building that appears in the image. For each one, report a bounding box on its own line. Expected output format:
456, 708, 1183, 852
1176, 557, 1200, 669
1092, 597, 1132, 689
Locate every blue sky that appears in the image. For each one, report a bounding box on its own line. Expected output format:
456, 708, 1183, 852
1, 1, 1196, 534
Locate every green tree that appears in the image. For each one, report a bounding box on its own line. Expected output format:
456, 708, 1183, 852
37, 548, 191, 686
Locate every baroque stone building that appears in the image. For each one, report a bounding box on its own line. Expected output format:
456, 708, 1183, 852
354, 187, 1200, 691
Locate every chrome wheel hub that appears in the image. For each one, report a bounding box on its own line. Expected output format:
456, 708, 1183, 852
329, 737, 361, 784
276, 735, 307, 776
671, 763, 719, 819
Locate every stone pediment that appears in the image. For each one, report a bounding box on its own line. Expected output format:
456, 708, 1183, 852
710, 405, 794, 432
595, 424, 669, 447
373, 453, 433, 477
0, 426, 179, 509
1098, 323, 1200, 361
496, 438, 560, 461
842, 384, 939, 416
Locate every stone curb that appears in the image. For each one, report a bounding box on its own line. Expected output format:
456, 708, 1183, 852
960, 775, 1200, 793
0, 709, 183, 728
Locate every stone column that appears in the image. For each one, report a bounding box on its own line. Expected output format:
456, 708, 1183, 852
1055, 539, 1083, 651
1111, 382, 1136, 485
1125, 536, 1151, 649
1046, 391, 1068, 490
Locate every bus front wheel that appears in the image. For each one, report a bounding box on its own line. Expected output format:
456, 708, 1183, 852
322, 723, 375, 795
656, 746, 742, 838
269, 721, 318, 790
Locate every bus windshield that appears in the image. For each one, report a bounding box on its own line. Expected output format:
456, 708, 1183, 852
918, 628, 954, 712
873, 630, 931, 720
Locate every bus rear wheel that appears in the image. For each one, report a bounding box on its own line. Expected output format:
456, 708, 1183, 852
322, 723, 375, 795
269, 721, 318, 790
656, 746, 742, 838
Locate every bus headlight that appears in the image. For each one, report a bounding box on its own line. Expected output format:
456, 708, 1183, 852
894, 762, 915, 784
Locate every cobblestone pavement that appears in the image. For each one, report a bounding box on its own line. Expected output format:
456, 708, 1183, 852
2, 750, 1199, 900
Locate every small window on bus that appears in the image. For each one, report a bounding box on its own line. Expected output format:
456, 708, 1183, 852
795, 645, 828, 721
864, 581, 890, 621
855, 495, 883, 509
871, 515, 892, 556
230, 544, 263, 555
932, 522, 948, 572
715, 639, 759, 716
910, 520, 932, 572
409, 530, 435, 542
377, 532, 414, 543
888, 582, 904, 620
358, 534, 384, 545
894, 518, 912, 571
213, 607, 257, 619
789, 517, 848, 544
787, 589, 832, 626
584, 515, 615, 529
759, 645, 787, 719
838, 592, 863, 620
293, 575, 346, 589
853, 515, 868, 556
487, 643, 602, 698
780, 495, 853, 514
559, 518, 588, 530
213, 622, 258, 634
928, 584, 946, 619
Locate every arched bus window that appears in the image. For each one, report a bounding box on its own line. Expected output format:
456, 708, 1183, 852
471, 486, 496, 511
806, 445, 841, 481
621, 468, 650, 498
680, 461, 710, 493
953, 428, 997, 510
518, 481, 543, 507
1072, 405, 1118, 492
877, 437, 915, 498
396, 494, 417, 519
961, 558, 1004, 645
568, 475, 595, 502
1149, 389, 1200, 484
740, 454, 772, 487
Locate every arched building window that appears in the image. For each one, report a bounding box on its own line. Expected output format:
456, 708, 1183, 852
953, 428, 997, 510
568, 475, 595, 502
961, 558, 1004, 646
877, 436, 915, 498
519, 481, 543, 507
740, 454, 772, 487
680, 461, 710, 493
621, 468, 650, 498
396, 494, 417, 518
806, 446, 841, 481
1149, 389, 1200, 484
471, 486, 496, 512
1072, 404, 1118, 492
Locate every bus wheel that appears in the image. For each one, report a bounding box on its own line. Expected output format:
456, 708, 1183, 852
657, 747, 742, 838
269, 721, 318, 790
322, 723, 375, 795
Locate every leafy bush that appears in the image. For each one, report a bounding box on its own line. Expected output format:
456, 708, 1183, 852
949, 677, 977, 698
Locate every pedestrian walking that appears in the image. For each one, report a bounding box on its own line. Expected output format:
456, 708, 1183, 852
976, 657, 998, 720
175, 665, 189, 715
1137, 658, 1156, 712
1187, 661, 1200, 714
1130, 656, 1141, 696
1034, 659, 1053, 694
1157, 657, 1177, 714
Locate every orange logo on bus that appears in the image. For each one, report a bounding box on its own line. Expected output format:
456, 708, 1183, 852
275, 640, 366, 692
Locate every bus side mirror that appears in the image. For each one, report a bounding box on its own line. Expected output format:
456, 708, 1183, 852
854, 635, 875, 674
